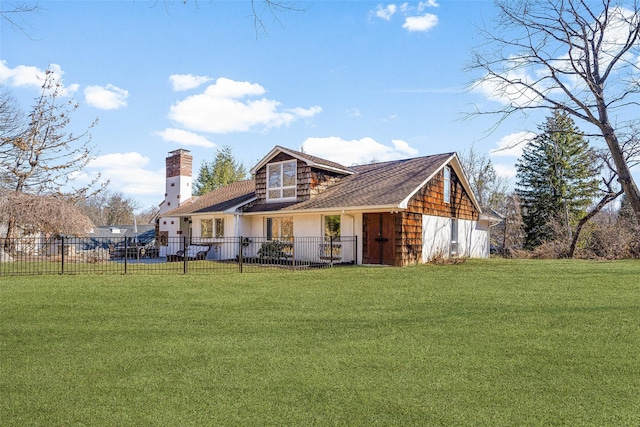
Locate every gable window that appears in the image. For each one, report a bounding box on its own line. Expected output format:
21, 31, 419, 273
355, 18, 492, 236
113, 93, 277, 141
201, 219, 213, 238
215, 218, 224, 238
267, 160, 296, 201
266, 216, 293, 240
443, 166, 451, 204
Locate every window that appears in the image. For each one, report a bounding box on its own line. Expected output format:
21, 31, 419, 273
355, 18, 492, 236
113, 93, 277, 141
451, 218, 458, 256
443, 166, 451, 203
324, 215, 341, 239
201, 219, 213, 238
267, 160, 296, 201
322, 215, 342, 260
266, 217, 293, 240
202, 218, 224, 238
215, 218, 224, 238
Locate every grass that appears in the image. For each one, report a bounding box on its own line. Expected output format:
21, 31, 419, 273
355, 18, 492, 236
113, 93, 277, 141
1, 259, 639, 426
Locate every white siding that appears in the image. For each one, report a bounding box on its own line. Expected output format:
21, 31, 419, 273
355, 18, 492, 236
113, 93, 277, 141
422, 215, 490, 260
421, 215, 451, 261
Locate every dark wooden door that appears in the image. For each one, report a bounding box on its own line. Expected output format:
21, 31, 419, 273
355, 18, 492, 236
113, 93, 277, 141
365, 213, 395, 265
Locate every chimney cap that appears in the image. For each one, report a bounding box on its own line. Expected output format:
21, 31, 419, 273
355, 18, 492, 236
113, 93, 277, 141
168, 149, 191, 156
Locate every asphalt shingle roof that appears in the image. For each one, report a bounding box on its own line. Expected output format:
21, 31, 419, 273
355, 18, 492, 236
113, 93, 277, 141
163, 179, 255, 216
282, 153, 454, 211
162, 151, 456, 216
273, 145, 355, 173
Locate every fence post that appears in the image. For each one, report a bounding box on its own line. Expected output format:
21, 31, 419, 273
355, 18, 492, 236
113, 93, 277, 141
330, 235, 334, 267
354, 235, 358, 265
290, 237, 295, 270
60, 236, 65, 275
183, 235, 188, 274
238, 237, 243, 273
124, 238, 128, 274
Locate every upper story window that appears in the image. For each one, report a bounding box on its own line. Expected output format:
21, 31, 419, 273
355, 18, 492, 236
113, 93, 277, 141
267, 160, 297, 201
443, 166, 451, 204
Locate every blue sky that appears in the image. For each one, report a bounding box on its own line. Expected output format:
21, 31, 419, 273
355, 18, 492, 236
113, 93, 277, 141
0, 0, 595, 209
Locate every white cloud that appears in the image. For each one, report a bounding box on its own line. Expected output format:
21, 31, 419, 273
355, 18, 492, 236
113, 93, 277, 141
155, 128, 215, 148
402, 13, 438, 32
168, 77, 322, 134
0, 61, 78, 96
474, 63, 547, 107
347, 108, 362, 117
392, 139, 419, 156
87, 152, 164, 197
375, 4, 397, 21
169, 73, 213, 91
419, 0, 439, 9
84, 84, 129, 110
493, 163, 517, 178
490, 131, 536, 157
0, 61, 43, 88
301, 136, 419, 165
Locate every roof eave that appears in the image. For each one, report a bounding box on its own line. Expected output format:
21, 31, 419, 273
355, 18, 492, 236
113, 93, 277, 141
249, 146, 353, 175
242, 204, 403, 215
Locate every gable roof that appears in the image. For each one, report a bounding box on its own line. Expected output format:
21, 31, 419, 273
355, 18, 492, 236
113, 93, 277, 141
270, 152, 459, 212
162, 179, 256, 217
250, 145, 355, 175
161, 148, 482, 217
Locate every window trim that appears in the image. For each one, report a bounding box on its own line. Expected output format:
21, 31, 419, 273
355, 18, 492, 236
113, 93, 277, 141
266, 216, 294, 240
443, 166, 451, 204
215, 218, 224, 238
451, 218, 459, 256
266, 160, 297, 202
201, 219, 213, 238
323, 214, 341, 240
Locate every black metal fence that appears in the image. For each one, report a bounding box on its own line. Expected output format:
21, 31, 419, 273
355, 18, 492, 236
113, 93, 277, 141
0, 235, 357, 276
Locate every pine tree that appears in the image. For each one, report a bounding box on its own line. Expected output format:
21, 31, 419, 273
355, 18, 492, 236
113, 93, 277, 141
193, 146, 247, 196
516, 109, 600, 249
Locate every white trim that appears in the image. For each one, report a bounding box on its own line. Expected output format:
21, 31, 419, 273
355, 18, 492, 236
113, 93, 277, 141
398, 154, 482, 213
250, 145, 354, 175
266, 160, 297, 202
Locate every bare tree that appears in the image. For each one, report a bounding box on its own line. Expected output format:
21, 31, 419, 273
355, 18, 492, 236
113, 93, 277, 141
136, 205, 160, 225
459, 144, 509, 211
76, 191, 140, 227
501, 193, 526, 256
0, 1, 38, 36
0, 190, 93, 238
568, 149, 625, 257
0, 70, 103, 240
1, 70, 100, 196
161, 0, 303, 36
469, 0, 640, 226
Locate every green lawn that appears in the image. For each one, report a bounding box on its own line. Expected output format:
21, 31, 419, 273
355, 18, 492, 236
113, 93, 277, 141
1, 259, 639, 426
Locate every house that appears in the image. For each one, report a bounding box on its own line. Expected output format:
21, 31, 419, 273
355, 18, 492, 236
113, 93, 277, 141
157, 146, 500, 266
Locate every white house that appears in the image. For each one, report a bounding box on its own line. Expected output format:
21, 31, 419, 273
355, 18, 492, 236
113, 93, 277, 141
158, 146, 500, 266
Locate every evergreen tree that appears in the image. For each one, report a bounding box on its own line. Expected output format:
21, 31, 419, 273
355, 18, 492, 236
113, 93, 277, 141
516, 110, 600, 249
193, 146, 247, 196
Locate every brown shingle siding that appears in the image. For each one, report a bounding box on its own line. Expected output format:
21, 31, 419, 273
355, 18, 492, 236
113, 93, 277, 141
407, 168, 478, 221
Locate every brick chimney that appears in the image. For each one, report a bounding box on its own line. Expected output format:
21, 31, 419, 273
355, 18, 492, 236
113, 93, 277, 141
159, 149, 192, 215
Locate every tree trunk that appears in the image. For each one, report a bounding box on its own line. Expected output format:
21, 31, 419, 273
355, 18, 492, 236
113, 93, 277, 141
568, 190, 623, 258
600, 121, 640, 228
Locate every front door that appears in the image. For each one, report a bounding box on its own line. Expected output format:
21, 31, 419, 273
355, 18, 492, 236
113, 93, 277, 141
364, 213, 395, 265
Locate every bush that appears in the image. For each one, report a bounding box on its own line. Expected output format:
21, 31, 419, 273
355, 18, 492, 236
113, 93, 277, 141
258, 240, 290, 259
